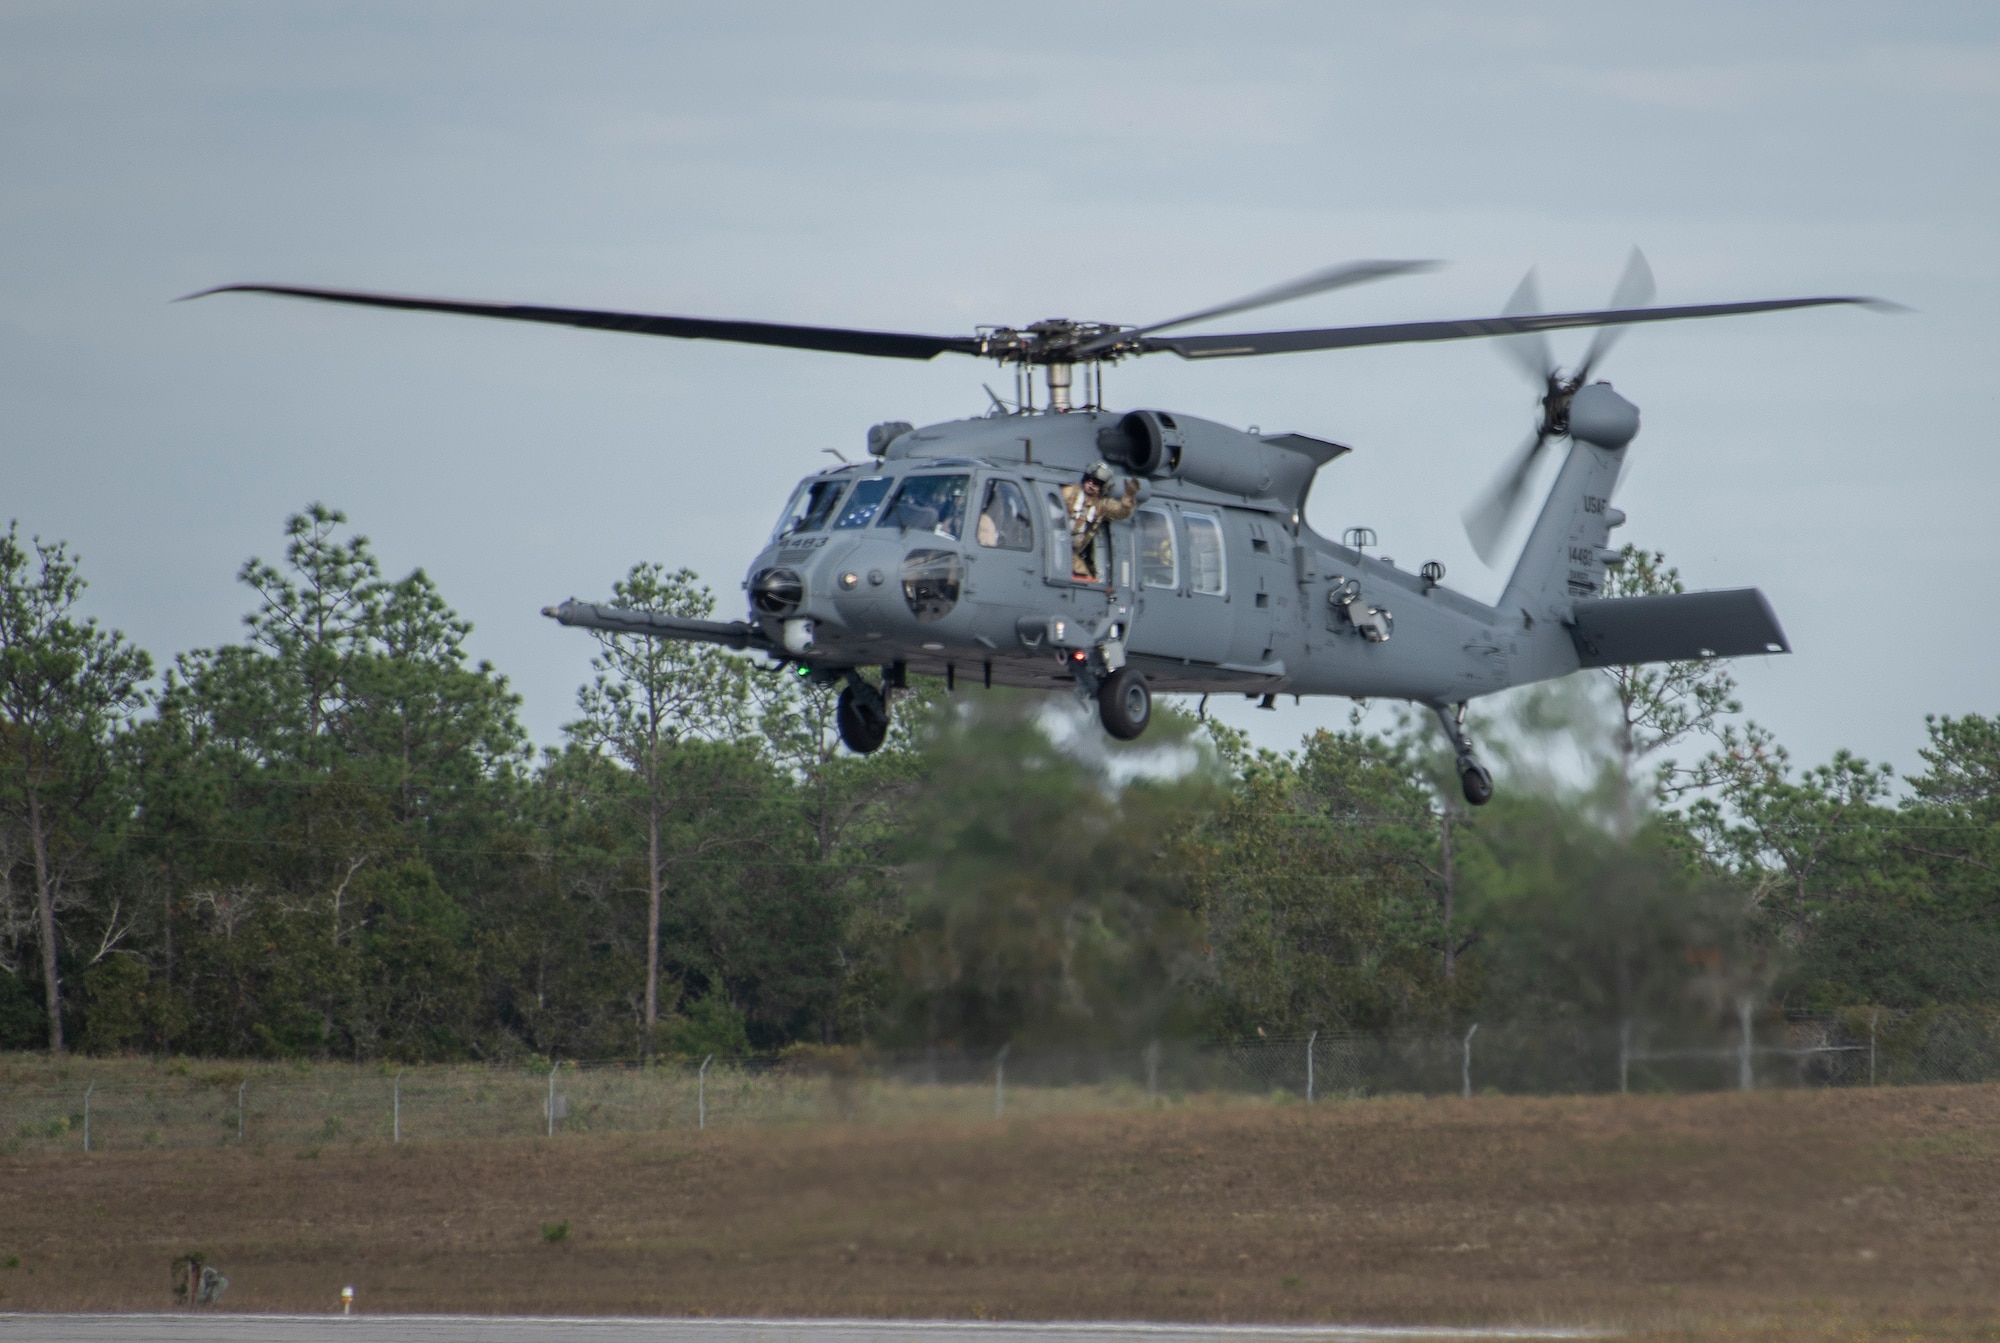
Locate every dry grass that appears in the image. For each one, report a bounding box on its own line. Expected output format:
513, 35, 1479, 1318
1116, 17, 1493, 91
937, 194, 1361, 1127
0, 1053, 1210, 1150
3, 1084, 2000, 1339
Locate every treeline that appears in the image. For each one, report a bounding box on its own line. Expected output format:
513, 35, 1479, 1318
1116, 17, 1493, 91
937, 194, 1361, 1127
2, 506, 1995, 1060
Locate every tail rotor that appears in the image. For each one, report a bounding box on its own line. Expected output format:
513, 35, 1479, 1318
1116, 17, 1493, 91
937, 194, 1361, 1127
1462, 248, 1653, 567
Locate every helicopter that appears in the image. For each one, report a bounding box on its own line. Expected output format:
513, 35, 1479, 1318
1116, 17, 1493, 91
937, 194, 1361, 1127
190, 252, 1881, 804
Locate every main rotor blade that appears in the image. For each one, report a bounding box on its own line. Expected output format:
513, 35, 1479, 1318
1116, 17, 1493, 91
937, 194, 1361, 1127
1495, 269, 1555, 385
1079, 259, 1437, 354
1140, 294, 1878, 360
1463, 429, 1553, 567
1575, 247, 1658, 382
181, 284, 986, 361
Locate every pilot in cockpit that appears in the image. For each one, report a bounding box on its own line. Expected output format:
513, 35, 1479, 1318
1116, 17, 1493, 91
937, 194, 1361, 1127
1061, 461, 1140, 581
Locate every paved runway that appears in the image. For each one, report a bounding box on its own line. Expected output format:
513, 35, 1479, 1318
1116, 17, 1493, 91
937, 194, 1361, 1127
1, 1316, 1610, 1342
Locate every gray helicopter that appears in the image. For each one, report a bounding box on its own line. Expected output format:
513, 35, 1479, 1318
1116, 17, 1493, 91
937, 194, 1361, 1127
193, 253, 1880, 803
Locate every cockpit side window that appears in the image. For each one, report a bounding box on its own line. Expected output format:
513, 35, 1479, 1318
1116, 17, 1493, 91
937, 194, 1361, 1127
876, 474, 970, 540
1136, 507, 1177, 588
976, 478, 1035, 550
775, 479, 846, 539
835, 476, 894, 529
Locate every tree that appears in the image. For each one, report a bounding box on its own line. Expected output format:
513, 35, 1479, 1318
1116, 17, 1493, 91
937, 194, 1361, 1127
128, 505, 525, 1058
565, 564, 748, 1049
1772, 712, 2000, 1008
1898, 713, 2000, 915
1599, 546, 1743, 828
0, 524, 151, 1052
888, 696, 1208, 1047
748, 667, 937, 1043
349, 567, 528, 828
1467, 796, 1757, 1030
1398, 718, 1482, 990
1687, 722, 1900, 975
233, 502, 382, 769
1192, 723, 1453, 1033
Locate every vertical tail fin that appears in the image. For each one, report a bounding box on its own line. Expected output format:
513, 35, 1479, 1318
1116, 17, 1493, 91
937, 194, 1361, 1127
1495, 381, 1640, 626
1495, 437, 1628, 623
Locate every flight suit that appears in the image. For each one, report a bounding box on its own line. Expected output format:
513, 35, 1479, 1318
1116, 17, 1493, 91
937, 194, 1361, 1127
1060, 479, 1140, 581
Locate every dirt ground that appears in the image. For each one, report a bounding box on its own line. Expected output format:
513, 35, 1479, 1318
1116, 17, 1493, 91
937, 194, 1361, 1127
3, 1085, 2000, 1339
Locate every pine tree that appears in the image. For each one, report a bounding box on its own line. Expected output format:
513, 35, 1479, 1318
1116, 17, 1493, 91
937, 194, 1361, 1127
0, 524, 151, 1052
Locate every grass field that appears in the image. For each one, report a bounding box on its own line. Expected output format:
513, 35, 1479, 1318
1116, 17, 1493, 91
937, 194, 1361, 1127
2, 1082, 1999, 1340
0, 1053, 1195, 1151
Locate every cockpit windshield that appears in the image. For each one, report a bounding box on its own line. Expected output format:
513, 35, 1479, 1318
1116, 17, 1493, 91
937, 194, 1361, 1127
834, 476, 894, 529
774, 478, 847, 540
876, 474, 970, 540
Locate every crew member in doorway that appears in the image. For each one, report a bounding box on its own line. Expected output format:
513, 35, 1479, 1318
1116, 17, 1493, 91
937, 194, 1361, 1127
1061, 461, 1140, 581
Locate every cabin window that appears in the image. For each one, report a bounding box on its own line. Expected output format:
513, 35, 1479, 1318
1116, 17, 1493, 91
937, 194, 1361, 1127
774, 478, 846, 539
877, 474, 970, 540
834, 476, 894, 529
1136, 508, 1177, 588
976, 478, 1035, 550
1185, 512, 1226, 595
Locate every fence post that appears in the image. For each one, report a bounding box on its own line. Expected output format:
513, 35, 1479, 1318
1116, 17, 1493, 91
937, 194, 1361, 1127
393, 1068, 403, 1144
237, 1080, 246, 1144
1143, 1040, 1160, 1101
1869, 1010, 1879, 1086
994, 1043, 1011, 1119
698, 1054, 713, 1130
83, 1082, 95, 1152
547, 1063, 557, 1138
1307, 1030, 1318, 1104
1618, 1020, 1631, 1095
1461, 1024, 1479, 1098
1737, 998, 1754, 1092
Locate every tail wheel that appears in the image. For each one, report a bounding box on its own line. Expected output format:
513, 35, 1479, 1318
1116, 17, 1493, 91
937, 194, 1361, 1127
1460, 761, 1493, 806
836, 684, 890, 754
1097, 666, 1152, 741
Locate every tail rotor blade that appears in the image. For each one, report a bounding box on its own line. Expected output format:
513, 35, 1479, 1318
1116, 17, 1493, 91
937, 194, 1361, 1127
1576, 247, 1657, 381
1496, 269, 1555, 385
1463, 429, 1551, 566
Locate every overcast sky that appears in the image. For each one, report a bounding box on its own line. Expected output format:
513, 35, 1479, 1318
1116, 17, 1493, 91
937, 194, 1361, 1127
4, 1, 1995, 776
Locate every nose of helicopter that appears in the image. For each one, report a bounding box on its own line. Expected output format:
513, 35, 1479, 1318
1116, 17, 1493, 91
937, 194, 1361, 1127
746, 528, 976, 655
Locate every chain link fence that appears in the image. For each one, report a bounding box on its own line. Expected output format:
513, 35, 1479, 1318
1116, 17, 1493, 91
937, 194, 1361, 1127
8, 1008, 1999, 1154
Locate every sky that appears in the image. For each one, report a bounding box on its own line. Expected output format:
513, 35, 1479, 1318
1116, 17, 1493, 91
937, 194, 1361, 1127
4, 1, 1996, 779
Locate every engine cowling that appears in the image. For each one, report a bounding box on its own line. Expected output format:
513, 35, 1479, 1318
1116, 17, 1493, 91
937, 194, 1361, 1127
1097, 410, 1179, 476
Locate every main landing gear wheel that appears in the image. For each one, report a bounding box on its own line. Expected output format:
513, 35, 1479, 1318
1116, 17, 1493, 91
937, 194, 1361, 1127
836, 683, 889, 754
1459, 761, 1493, 807
1097, 666, 1152, 741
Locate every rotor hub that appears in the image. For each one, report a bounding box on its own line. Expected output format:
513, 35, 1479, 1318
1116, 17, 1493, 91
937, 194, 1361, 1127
1539, 376, 1577, 439
976, 319, 1131, 367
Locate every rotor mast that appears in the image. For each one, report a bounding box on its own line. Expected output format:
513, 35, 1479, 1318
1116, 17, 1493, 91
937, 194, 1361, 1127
975, 318, 1127, 413
1045, 360, 1074, 412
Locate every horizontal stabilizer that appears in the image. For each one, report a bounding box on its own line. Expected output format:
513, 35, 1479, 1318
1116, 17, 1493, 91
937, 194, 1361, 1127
542, 599, 770, 650
1568, 589, 1789, 668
